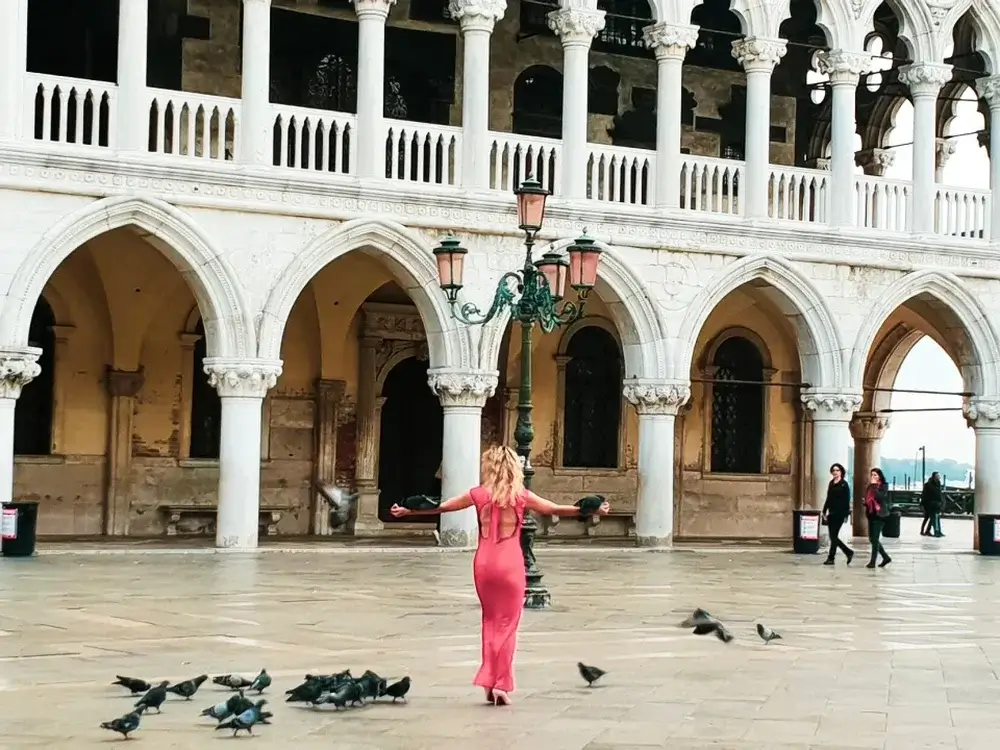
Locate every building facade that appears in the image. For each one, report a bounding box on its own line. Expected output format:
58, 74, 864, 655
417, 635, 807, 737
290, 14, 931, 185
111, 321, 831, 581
1, 0, 1000, 548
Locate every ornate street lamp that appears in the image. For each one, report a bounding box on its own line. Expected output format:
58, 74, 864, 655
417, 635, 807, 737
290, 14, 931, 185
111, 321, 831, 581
432, 177, 602, 609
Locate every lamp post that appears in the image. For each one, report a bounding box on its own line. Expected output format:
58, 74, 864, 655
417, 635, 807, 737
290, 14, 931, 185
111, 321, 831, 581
432, 177, 602, 609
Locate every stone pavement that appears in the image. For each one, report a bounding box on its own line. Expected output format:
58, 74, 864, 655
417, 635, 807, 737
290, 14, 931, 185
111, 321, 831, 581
2, 540, 1000, 749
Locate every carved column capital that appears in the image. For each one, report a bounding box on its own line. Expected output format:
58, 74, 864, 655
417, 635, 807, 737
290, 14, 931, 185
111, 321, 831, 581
547, 7, 606, 46
106, 367, 146, 398
731, 37, 787, 74
964, 397, 1000, 429
0, 348, 42, 399
898, 62, 952, 97
849, 411, 890, 440
815, 49, 871, 85
855, 147, 895, 175
449, 0, 505, 32
428, 369, 498, 408
204, 358, 283, 399
623, 379, 691, 416
977, 74, 1000, 108
935, 137, 958, 169
352, 0, 396, 20
642, 22, 698, 60
801, 390, 862, 421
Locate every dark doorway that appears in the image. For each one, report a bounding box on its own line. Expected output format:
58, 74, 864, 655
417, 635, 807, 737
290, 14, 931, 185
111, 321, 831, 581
377, 356, 442, 523
14, 296, 55, 456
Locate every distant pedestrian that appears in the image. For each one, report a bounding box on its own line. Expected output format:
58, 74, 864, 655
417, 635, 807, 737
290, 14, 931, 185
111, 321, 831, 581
922, 471, 944, 538
864, 468, 892, 569
822, 463, 854, 565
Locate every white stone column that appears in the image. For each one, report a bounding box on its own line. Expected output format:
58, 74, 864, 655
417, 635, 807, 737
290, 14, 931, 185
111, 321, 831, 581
204, 358, 283, 549
0, 0, 28, 140
801, 391, 861, 511
450, 0, 505, 191
935, 137, 957, 183
643, 22, 698, 209
0, 350, 41, 508
429, 370, 498, 547
975, 75, 1000, 241
548, 7, 605, 199
898, 63, 952, 233
816, 50, 869, 227
352, 0, 396, 179
965, 399, 1000, 550
117, 0, 150, 152
240, 0, 272, 165
731, 37, 786, 219
849, 412, 889, 537
623, 380, 690, 547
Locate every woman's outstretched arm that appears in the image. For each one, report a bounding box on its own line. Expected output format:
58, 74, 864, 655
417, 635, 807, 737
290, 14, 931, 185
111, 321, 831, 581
389, 492, 473, 518
524, 490, 609, 517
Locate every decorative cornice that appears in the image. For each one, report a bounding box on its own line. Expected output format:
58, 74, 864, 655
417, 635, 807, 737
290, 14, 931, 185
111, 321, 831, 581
815, 50, 871, 84
0, 348, 42, 400
963, 397, 1000, 427
428, 369, 498, 408
849, 412, 890, 440
623, 379, 691, 416
547, 8, 606, 45
898, 63, 953, 97
801, 390, 863, 420
448, 0, 505, 31
977, 75, 1000, 107
642, 22, 698, 59
204, 358, 283, 399
352, 0, 396, 20
731, 37, 787, 73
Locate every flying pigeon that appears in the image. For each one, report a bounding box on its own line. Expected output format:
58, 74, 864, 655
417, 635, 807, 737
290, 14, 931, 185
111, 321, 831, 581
678, 608, 716, 629
756, 623, 782, 644
577, 662, 606, 687
100, 705, 146, 738
574, 495, 605, 518
401, 495, 441, 511
317, 484, 359, 529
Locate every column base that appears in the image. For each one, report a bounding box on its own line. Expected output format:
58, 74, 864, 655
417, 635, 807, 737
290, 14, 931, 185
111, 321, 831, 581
438, 528, 477, 548
524, 585, 551, 610
215, 531, 259, 550
350, 517, 385, 537
635, 534, 672, 548
349, 488, 382, 536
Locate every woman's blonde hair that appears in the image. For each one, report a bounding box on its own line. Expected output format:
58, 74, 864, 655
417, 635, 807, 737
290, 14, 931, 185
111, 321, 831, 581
480, 445, 525, 508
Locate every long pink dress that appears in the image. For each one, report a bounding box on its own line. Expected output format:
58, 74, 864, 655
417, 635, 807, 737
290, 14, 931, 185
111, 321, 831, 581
469, 485, 526, 694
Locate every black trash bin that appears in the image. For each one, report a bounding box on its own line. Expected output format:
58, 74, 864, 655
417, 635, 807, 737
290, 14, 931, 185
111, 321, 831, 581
793, 509, 822, 554
881, 510, 902, 539
1, 502, 40, 558
978, 514, 1000, 556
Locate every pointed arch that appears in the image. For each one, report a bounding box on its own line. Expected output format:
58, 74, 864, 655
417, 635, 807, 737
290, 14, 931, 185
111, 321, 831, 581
258, 218, 472, 370
849, 269, 1000, 397
676, 255, 845, 388
970, 0, 1000, 74
0, 196, 254, 359
478, 240, 669, 380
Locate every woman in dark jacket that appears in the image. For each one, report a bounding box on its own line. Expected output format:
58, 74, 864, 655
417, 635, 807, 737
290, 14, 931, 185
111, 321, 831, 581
921, 472, 945, 538
822, 463, 853, 565
864, 468, 892, 569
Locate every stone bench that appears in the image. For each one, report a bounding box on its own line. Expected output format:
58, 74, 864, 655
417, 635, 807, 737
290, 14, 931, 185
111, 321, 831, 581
159, 504, 288, 537
542, 509, 636, 537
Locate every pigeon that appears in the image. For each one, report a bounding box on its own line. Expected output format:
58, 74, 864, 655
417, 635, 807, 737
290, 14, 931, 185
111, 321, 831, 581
383, 676, 411, 702
135, 681, 169, 713
401, 495, 441, 511
285, 679, 324, 704
317, 484, 359, 529
112, 676, 151, 695
574, 495, 605, 518
201, 692, 254, 722
213, 674, 254, 690
166, 674, 208, 700
249, 669, 271, 694
756, 623, 782, 644
339, 680, 364, 706
100, 705, 146, 738
577, 662, 606, 687
357, 670, 384, 701
678, 608, 716, 628
317, 689, 350, 709
216, 700, 268, 736
692, 620, 735, 643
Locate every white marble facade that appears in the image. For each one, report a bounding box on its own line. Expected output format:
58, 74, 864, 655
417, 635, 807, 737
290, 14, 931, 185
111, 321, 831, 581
2, 0, 1000, 549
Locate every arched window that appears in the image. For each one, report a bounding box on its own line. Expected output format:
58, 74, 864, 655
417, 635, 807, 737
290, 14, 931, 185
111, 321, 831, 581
189, 319, 221, 459
562, 326, 621, 469
710, 336, 765, 474
14, 297, 55, 455
513, 66, 563, 140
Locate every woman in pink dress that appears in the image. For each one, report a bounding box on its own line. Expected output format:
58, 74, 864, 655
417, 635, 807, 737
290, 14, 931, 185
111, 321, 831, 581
390, 445, 609, 706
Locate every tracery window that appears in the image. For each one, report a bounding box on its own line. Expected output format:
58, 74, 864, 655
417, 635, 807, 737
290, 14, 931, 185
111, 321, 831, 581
710, 336, 765, 474
562, 326, 622, 469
